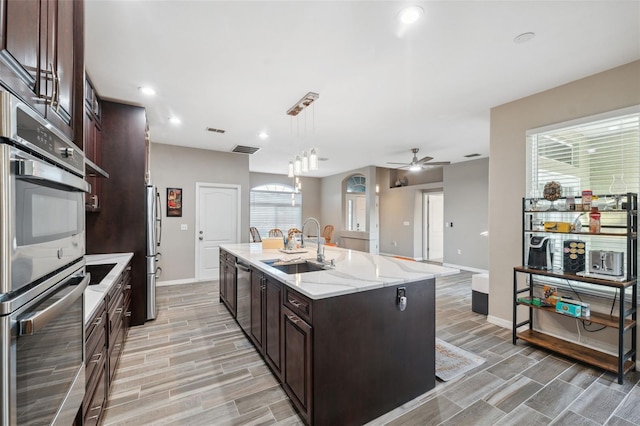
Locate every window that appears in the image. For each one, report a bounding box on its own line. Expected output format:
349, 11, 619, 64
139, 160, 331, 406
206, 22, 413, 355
526, 107, 639, 296
527, 109, 640, 197
250, 184, 301, 237
344, 174, 367, 231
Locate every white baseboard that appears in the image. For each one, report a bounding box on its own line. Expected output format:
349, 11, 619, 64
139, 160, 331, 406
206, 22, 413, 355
442, 263, 489, 274
487, 315, 512, 330
157, 278, 198, 287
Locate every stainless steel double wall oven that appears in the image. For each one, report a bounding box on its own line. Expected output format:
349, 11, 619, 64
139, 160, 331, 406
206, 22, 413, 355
0, 90, 89, 425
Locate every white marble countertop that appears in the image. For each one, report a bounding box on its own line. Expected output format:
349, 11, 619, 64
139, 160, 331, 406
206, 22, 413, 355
84, 253, 134, 325
221, 243, 458, 299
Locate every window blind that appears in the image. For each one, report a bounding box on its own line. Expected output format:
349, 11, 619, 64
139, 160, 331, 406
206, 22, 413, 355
250, 190, 301, 238
527, 111, 640, 197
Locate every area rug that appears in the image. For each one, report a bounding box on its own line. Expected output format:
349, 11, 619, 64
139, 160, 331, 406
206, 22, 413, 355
435, 338, 485, 381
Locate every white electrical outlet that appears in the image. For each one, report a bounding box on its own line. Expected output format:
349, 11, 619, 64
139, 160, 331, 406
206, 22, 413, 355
457, 249, 462, 255
392, 241, 397, 247
181, 224, 188, 231
403, 221, 410, 226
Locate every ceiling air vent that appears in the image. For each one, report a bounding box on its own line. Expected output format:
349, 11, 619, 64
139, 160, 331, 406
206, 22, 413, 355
232, 145, 261, 155
464, 153, 481, 158
206, 127, 226, 134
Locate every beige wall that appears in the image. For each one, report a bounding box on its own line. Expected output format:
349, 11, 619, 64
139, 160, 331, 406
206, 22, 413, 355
489, 60, 640, 325
150, 143, 250, 282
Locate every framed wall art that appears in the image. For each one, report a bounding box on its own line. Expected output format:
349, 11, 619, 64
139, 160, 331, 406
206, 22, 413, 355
167, 187, 182, 217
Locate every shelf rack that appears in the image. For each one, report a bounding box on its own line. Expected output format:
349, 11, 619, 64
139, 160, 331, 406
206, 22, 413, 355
513, 193, 638, 384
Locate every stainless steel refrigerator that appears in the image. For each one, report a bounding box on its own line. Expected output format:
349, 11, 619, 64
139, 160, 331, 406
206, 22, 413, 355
146, 185, 162, 320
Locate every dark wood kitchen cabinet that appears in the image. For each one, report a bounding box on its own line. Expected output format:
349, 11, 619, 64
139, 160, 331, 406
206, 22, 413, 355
82, 260, 132, 425
282, 304, 312, 423
219, 250, 237, 316
83, 75, 107, 211
0, 0, 84, 141
83, 300, 107, 426
250, 269, 283, 379
86, 101, 147, 326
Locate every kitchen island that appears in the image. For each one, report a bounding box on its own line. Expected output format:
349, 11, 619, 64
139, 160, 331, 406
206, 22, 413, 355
220, 243, 458, 426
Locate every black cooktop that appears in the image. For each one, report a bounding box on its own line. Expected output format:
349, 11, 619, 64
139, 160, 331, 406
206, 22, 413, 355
86, 263, 117, 286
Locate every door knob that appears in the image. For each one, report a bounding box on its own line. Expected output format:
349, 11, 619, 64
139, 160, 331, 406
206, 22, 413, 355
199, 236, 203, 240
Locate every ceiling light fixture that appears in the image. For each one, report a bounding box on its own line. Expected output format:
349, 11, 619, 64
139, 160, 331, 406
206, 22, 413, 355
286, 92, 319, 116
139, 86, 156, 96
169, 117, 181, 125
287, 92, 320, 175
398, 6, 424, 25
258, 131, 269, 140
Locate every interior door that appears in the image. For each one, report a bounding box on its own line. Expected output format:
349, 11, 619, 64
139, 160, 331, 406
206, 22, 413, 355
196, 184, 240, 281
424, 193, 444, 261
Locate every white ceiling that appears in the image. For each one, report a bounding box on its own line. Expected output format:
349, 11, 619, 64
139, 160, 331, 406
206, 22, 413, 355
84, 1, 640, 178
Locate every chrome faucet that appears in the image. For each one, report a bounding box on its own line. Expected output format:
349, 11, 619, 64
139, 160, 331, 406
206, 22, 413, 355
301, 217, 324, 263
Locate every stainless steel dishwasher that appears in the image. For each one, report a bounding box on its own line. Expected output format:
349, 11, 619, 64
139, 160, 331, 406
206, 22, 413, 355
235, 259, 252, 335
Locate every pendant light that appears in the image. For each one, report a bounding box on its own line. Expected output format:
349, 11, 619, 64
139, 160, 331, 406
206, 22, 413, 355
302, 151, 309, 173
309, 148, 318, 171
294, 155, 302, 176
287, 160, 294, 178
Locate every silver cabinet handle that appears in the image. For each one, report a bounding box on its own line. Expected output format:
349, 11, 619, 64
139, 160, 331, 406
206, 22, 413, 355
19, 274, 90, 335
288, 299, 302, 308
93, 316, 103, 326
287, 314, 300, 324
91, 352, 102, 364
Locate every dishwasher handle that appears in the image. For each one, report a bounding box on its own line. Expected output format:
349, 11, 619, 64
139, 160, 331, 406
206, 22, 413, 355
236, 262, 251, 273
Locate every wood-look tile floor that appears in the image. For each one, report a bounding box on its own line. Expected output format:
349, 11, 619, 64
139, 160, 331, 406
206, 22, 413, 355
101, 271, 640, 425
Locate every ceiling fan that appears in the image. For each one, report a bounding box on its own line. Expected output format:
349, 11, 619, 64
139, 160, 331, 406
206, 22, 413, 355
387, 148, 450, 171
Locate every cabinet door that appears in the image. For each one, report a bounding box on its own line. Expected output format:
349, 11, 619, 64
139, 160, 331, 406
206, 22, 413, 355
0, 0, 47, 118
265, 277, 282, 377
282, 306, 312, 421
226, 262, 237, 315
250, 270, 264, 349
43, 0, 74, 138
219, 259, 226, 301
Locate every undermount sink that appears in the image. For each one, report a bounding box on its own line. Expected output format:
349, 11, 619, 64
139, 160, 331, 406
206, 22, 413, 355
262, 258, 329, 274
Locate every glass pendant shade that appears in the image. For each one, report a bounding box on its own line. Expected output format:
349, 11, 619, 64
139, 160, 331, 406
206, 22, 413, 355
294, 155, 302, 176
302, 151, 309, 172
287, 161, 294, 178
309, 148, 318, 171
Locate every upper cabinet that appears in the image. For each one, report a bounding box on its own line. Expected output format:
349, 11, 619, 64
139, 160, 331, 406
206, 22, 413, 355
0, 0, 83, 142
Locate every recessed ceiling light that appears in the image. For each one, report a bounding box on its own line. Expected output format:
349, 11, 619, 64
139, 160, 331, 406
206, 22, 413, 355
398, 6, 424, 25
513, 32, 535, 44
169, 117, 181, 125
138, 86, 156, 96
258, 131, 269, 140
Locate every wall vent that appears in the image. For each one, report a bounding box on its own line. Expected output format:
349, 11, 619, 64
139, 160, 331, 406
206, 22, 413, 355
232, 145, 261, 155
464, 153, 481, 158
206, 127, 226, 133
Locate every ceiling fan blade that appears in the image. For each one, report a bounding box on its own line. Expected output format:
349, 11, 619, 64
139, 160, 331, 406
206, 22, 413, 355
387, 162, 410, 165
418, 156, 433, 163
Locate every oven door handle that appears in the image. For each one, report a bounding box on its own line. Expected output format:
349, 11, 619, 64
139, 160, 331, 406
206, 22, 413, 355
19, 274, 90, 336
14, 158, 90, 193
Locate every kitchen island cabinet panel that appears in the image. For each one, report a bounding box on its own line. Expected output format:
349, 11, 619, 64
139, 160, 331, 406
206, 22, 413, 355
220, 243, 451, 425
283, 305, 312, 424
264, 276, 283, 377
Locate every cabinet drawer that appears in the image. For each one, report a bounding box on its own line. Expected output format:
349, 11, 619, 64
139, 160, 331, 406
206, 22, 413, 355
85, 328, 106, 390
108, 290, 124, 335
83, 362, 107, 426
108, 319, 125, 383
284, 288, 312, 323
85, 301, 106, 341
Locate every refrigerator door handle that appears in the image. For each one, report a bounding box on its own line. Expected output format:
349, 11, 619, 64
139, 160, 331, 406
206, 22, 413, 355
156, 191, 162, 247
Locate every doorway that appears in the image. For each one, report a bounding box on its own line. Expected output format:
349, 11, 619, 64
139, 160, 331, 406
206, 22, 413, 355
195, 183, 241, 281
423, 192, 444, 262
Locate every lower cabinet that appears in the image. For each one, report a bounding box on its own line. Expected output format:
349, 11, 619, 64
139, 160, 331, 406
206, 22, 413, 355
282, 305, 312, 423
82, 260, 132, 425
83, 300, 107, 425
220, 250, 237, 316
250, 269, 283, 378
